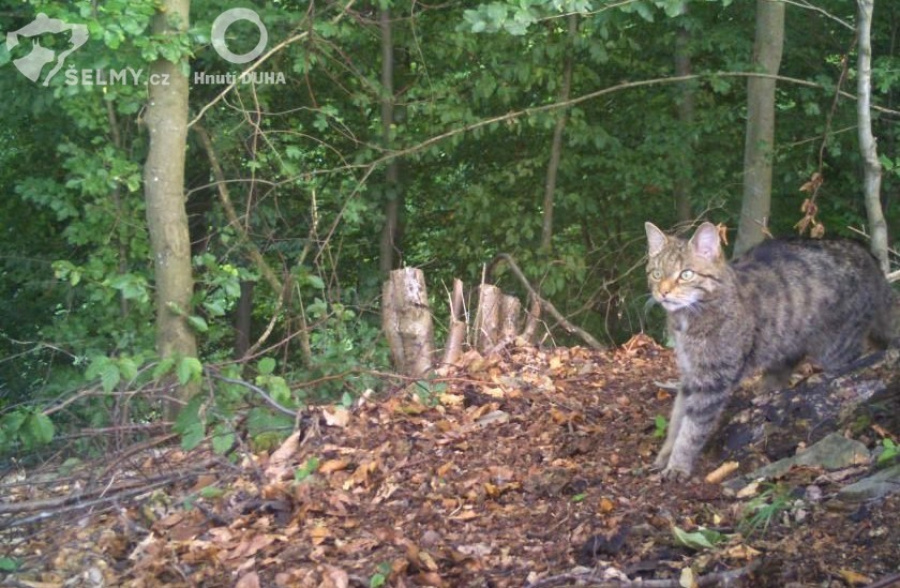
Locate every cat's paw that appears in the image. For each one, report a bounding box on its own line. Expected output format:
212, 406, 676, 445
651, 454, 669, 471
660, 464, 692, 482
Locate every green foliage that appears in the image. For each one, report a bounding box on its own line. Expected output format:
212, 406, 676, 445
413, 378, 447, 407
738, 483, 793, 537
877, 438, 899, 466
671, 525, 727, 550
369, 562, 393, 588
653, 415, 668, 439
0, 408, 55, 453
294, 457, 321, 483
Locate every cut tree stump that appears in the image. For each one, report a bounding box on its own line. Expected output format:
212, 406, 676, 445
382, 268, 435, 376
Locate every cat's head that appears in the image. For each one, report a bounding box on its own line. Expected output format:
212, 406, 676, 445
644, 222, 725, 311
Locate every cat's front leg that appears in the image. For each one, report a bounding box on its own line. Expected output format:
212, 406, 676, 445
659, 383, 729, 481
653, 388, 686, 470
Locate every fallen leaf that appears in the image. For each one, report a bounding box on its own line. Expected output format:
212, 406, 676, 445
235, 571, 260, 588
265, 430, 301, 480
839, 569, 872, 586
679, 566, 698, 588
704, 461, 739, 484
323, 407, 350, 428
319, 459, 350, 474
320, 565, 350, 588
736, 480, 762, 499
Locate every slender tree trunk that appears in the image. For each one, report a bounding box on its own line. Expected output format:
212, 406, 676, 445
734, 0, 785, 256
674, 14, 695, 224
540, 14, 577, 253
379, 7, 403, 274
856, 0, 890, 274
144, 0, 197, 417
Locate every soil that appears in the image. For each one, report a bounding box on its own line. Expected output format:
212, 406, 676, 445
2, 335, 899, 587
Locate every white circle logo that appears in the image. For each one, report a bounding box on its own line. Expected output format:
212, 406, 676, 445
211, 8, 268, 64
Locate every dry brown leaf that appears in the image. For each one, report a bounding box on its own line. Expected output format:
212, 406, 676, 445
235, 571, 261, 588
310, 525, 332, 545
723, 544, 761, 560
320, 565, 350, 588
319, 458, 350, 474
704, 461, 739, 484
323, 407, 350, 428
449, 509, 479, 521
265, 430, 301, 480
838, 569, 872, 586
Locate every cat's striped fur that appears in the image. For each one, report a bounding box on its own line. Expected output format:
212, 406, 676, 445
645, 222, 893, 481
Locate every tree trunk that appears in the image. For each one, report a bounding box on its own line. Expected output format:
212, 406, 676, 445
234, 280, 254, 360
734, 0, 785, 256
144, 0, 197, 417
856, 0, 890, 274
674, 13, 695, 224
379, 7, 403, 274
540, 14, 577, 253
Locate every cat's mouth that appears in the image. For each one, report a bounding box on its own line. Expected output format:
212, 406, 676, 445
656, 295, 693, 311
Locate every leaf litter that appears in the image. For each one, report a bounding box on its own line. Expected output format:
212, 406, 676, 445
2, 335, 899, 587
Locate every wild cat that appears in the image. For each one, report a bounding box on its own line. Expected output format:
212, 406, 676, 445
644, 221, 893, 481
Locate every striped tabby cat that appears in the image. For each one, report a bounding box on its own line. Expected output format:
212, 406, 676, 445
645, 221, 893, 481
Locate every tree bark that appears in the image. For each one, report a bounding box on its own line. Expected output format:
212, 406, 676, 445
144, 0, 197, 417
856, 0, 890, 274
734, 0, 785, 256
382, 268, 434, 376
441, 279, 467, 367
379, 7, 403, 274
540, 14, 578, 253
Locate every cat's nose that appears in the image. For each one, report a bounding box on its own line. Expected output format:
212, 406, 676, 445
659, 278, 675, 295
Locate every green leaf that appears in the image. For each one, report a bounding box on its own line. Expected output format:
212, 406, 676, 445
202, 300, 227, 317
0, 557, 20, 572
187, 315, 209, 333
294, 456, 320, 482
153, 357, 176, 379
211, 425, 235, 455
100, 363, 121, 393
180, 420, 205, 450
25, 412, 55, 445
672, 526, 725, 550
117, 357, 139, 382
177, 357, 203, 385
258, 357, 277, 376
200, 486, 225, 499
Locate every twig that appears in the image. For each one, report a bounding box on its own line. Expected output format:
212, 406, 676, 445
865, 572, 900, 588
0, 463, 212, 519
209, 373, 298, 417
524, 560, 761, 587
488, 253, 605, 349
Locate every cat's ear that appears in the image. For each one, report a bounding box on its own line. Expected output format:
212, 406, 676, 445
689, 222, 722, 260
645, 222, 668, 257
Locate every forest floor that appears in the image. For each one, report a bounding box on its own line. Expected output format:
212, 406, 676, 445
3, 335, 900, 588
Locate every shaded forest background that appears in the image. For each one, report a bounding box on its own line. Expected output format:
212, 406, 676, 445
0, 0, 898, 456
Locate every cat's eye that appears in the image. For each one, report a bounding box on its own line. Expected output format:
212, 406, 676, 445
649, 269, 663, 280
679, 269, 695, 281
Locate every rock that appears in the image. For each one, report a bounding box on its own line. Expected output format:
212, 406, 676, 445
724, 433, 870, 491
836, 463, 900, 503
